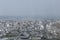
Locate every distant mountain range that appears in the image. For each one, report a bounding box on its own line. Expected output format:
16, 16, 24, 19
0, 16, 60, 20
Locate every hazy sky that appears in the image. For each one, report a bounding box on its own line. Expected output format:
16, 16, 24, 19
0, 0, 60, 17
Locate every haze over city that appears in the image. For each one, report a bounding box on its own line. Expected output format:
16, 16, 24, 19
0, 0, 60, 19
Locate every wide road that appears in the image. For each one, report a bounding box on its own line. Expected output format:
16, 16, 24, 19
0, 38, 8, 40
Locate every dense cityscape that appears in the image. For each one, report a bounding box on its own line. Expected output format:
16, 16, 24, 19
0, 19, 60, 40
